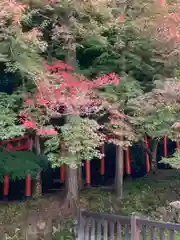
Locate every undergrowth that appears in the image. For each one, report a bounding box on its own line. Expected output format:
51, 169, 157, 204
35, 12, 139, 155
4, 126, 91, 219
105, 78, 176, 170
1, 169, 180, 238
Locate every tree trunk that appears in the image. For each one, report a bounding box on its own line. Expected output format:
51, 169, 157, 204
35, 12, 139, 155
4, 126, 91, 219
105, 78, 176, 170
78, 165, 84, 190
34, 169, 42, 198
151, 138, 159, 173
115, 145, 124, 198
64, 165, 79, 214
34, 135, 42, 198
62, 10, 79, 213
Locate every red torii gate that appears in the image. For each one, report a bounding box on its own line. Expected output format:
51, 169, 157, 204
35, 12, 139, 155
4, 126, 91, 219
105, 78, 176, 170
1, 134, 178, 198
1, 136, 33, 199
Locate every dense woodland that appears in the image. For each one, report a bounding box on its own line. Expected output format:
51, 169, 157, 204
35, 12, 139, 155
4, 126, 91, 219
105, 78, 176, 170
1, 0, 180, 232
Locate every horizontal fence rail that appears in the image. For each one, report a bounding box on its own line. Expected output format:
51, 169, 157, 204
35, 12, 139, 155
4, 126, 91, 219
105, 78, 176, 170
77, 209, 180, 240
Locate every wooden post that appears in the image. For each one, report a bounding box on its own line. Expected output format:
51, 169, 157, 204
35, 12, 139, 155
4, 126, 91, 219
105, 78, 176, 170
164, 136, 167, 157
86, 160, 91, 187
131, 213, 140, 240
3, 174, 9, 200
25, 174, 31, 198
125, 148, 131, 175
176, 141, 180, 150
60, 165, 65, 183
77, 209, 85, 240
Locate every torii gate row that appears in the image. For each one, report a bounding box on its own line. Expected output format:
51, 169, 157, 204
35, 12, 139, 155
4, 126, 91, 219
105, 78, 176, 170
0, 135, 132, 197
0, 135, 178, 199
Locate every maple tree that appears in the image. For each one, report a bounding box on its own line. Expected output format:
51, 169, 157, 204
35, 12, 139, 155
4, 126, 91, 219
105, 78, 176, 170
20, 59, 120, 207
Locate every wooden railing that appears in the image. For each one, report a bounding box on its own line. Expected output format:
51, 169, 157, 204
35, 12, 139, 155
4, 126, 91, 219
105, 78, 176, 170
77, 209, 180, 239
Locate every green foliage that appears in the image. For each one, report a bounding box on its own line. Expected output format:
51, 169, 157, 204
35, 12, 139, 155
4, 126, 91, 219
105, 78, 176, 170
0, 151, 46, 181
8, 0, 180, 171
128, 80, 180, 142
44, 116, 104, 168
21, 0, 114, 63
0, 24, 44, 81
0, 93, 25, 140
160, 150, 180, 169
130, 103, 178, 139
52, 218, 77, 240
100, 75, 143, 106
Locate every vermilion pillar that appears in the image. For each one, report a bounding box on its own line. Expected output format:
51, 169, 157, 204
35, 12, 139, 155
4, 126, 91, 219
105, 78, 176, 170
25, 175, 31, 198
3, 174, 9, 199
60, 165, 65, 183
100, 145, 105, 176
144, 136, 151, 173
164, 136, 167, 157
86, 160, 91, 187
176, 141, 180, 150
125, 148, 131, 175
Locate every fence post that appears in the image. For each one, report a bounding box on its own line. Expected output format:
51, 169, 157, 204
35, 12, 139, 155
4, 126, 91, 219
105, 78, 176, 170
77, 209, 85, 240
131, 213, 140, 240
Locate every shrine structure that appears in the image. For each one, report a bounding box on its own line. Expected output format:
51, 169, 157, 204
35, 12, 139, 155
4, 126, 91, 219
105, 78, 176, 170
0, 135, 178, 199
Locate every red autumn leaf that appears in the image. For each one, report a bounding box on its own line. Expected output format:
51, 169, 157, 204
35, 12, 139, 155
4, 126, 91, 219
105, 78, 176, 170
18, 111, 28, 117
37, 129, 58, 135
117, 15, 125, 23
174, 122, 180, 128
159, 0, 166, 7
45, 61, 73, 72
36, 98, 49, 105
24, 99, 34, 106
22, 120, 37, 129
21, 60, 120, 135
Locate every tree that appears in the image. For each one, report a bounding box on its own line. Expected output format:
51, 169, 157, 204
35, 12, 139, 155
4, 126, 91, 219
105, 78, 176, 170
0, 92, 47, 183
12, 0, 180, 197
124, 0, 180, 172
20, 59, 119, 210
0, 0, 49, 197
128, 80, 180, 171
0, 0, 45, 81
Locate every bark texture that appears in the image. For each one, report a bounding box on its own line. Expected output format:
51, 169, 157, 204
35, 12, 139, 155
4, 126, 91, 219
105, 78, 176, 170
64, 165, 79, 214
34, 135, 42, 198
151, 138, 159, 173
115, 145, 124, 198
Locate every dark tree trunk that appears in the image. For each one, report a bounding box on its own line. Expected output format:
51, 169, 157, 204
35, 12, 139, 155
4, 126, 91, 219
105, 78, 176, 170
34, 170, 42, 198
62, 11, 79, 213
64, 165, 79, 214
115, 145, 124, 198
78, 165, 84, 190
34, 135, 42, 198
151, 138, 159, 173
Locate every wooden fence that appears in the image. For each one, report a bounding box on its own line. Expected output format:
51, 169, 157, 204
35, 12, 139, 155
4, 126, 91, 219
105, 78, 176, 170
77, 210, 180, 239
